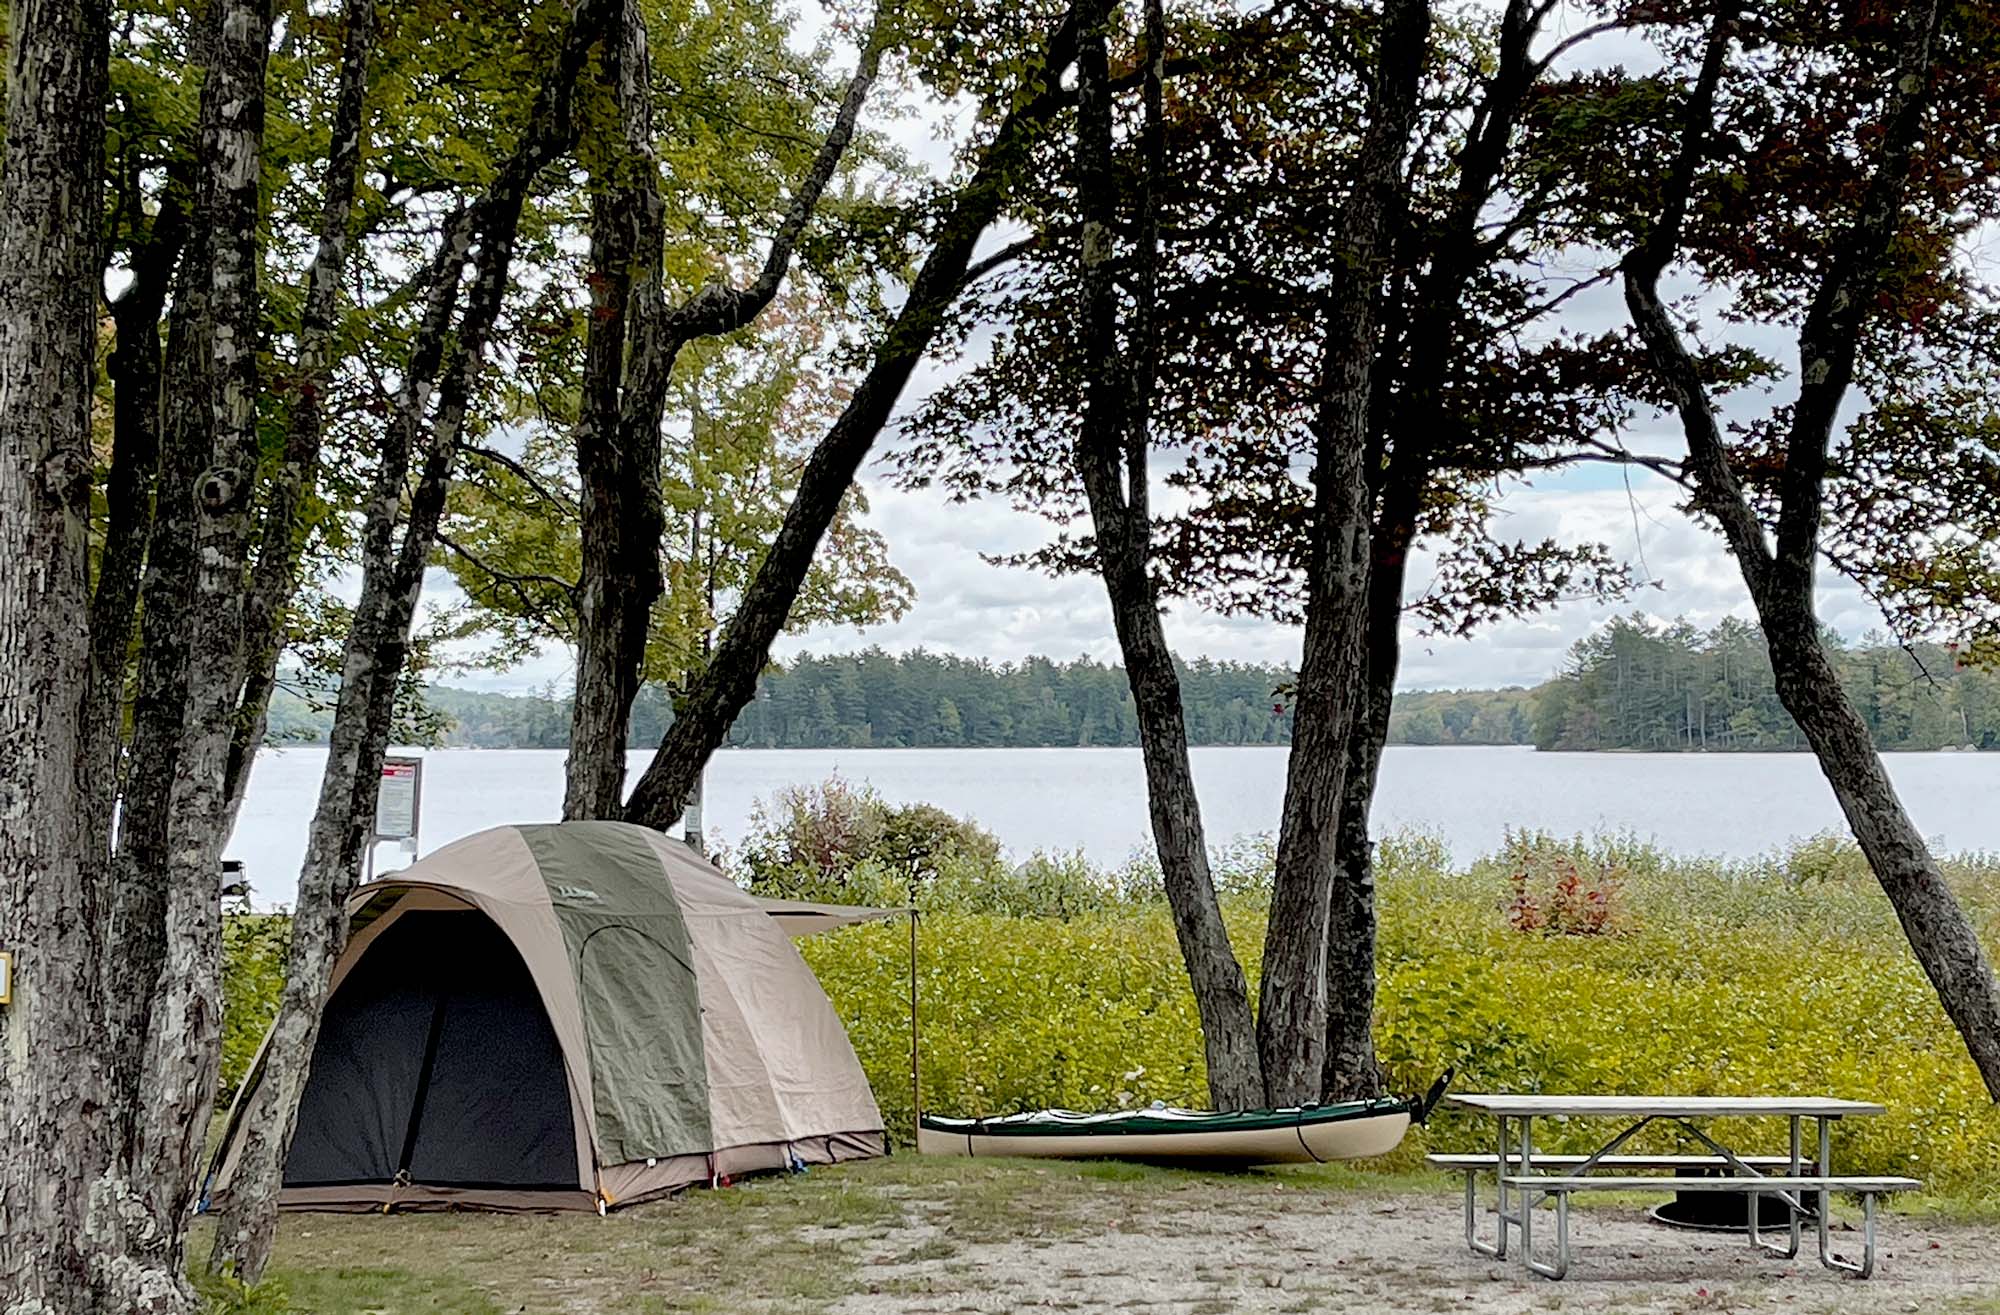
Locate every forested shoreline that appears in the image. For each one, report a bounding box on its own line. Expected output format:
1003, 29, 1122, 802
263, 624, 1998, 752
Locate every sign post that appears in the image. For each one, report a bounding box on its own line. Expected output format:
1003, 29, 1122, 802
368, 756, 424, 882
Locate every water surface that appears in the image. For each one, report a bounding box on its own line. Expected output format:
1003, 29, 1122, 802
226, 745, 2000, 907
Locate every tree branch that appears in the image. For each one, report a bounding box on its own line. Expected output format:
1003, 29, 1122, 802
459, 441, 577, 514
1619, 3, 1777, 598
1773, 0, 1944, 587
662, 0, 897, 343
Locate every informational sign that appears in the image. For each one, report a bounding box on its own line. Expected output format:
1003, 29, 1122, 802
0, 952, 12, 1006
374, 756, 423, 847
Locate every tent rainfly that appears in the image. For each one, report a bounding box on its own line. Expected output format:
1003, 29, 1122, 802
206, 821, 903, 1212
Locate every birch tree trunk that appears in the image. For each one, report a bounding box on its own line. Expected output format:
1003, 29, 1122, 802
0, 0, 111, 1306
208, 2, 612, 1278
1259, 0, 1429, 1105
1072, 0, 1262, 1110
620, 2, 1085, 830
220, 0, 377, 831
97, 2, 275, 1305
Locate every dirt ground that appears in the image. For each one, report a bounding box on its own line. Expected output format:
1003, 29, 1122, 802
255, 1158, 2000, 1314
826, 1184, 2000, 1314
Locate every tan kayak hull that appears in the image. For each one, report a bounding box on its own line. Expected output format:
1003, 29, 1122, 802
917, 1109, 1410, 1164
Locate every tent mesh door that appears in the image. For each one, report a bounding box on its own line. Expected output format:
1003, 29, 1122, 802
283, 910, 579, 1190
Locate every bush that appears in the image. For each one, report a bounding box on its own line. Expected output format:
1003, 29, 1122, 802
195, 1268, 293, 1315
727, 775, 1114, 916
221, 914, 291, 1103
1501, 837, 1624, 936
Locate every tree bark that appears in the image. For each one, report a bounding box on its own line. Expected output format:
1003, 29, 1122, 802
1259, 0, 1430, 1106
100, 2, 275, 1305
1312, 0, 1546, 1103
563, 0, 892, 820
564, 0, 665, 820
0, 0, 111, 1306
221, 0, 377, 832
207, 1, 611, 1279
1623, 0, 2000, 1099
1072, 0, 1261, 1110
1321, 523, 1410, 1101
85, 181, 190, 858
106, 180, 216, 1165
1765, 615, 2000, 1094
619, 2, 1085, 830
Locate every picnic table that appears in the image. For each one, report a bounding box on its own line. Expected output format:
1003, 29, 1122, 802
1430, 1094, 1921, 1280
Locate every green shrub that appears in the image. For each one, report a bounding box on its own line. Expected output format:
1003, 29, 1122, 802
727, 775, 1117, 916
194, 1266, 293, 1315
221, 914, 291, 1103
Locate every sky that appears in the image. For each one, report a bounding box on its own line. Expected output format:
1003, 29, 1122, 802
435, 3, 1914, 698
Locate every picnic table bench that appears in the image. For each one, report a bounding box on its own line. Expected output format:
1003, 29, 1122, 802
1430, 1094, 1921, 1280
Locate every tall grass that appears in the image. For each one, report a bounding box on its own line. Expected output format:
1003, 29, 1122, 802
802, 829, 2000, 1198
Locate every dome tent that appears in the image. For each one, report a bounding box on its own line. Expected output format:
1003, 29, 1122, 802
208, 821, 900, 1212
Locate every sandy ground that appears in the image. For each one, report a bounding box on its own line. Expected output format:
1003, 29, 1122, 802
825, 1190, 2000, 1315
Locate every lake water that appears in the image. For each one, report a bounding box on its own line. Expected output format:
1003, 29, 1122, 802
225, 745, 2000, 908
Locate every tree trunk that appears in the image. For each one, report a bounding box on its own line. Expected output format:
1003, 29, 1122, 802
1619, 0, 2000, 1098
565, 0, 664, 820
85, 182, 190, 857
620, 2, 1084, 830
1259, 0, 1430, 1105
1764, 608, 2000, 1094
1117, 610, 1264, 1107
564, 0, 890, 819
202, 218, 469, 1279
0, 0, 111, 1306
106, 196, 215, 1164
222, 0, 377, 831
1321, 529, 1409, 1101
104, 2, 274, 1304
207, 3, 610, 1278
1072, 0, 1261, 1110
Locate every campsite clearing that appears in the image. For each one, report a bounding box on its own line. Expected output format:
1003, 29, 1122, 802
207, 1156, 2000, 1314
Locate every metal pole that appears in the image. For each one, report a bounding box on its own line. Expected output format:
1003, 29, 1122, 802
908, 909, 921, 1148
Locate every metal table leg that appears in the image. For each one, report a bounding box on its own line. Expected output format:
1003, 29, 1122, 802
1815, 1116, 1873, 1276
1523, 1189, 1570, 1280
1748, 1115, 1804, 1259
1468, 1115, 1511, 1258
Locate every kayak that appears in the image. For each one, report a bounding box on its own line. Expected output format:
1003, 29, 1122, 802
917, 1096, 1418, 1164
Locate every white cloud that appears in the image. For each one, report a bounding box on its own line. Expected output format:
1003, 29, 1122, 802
741, 462, 1889, 694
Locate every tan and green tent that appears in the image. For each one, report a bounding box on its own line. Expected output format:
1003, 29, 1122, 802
208, 821, 899, 1212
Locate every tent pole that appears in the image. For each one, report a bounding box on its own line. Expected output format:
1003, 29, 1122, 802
909, 909, 921, 1149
